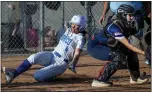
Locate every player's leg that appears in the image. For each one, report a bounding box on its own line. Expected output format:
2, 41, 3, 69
33, 59, 68, 82
3, 51, 53, 83
127, 51, 140, 81
92, 61, 118, 87
87, 41, 111, 61
15, 51, 53, 77
127, 51, 148, 84
92, 50, 126, 87
87, 31, 111, 61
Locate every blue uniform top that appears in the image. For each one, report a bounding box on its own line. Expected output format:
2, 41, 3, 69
91, 22, 125, 45
87, 22, 125, 61
110, 1, 143, 14
106, 23, 125, 40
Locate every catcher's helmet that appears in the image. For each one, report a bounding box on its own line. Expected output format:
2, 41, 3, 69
69, 15, 87, 32
117, 4, 135, 16
117, 4, 136, 29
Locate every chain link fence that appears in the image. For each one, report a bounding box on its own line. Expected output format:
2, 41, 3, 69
1, 1, 113, 58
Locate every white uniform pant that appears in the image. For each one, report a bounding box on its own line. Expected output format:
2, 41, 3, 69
27, 51, 68, 82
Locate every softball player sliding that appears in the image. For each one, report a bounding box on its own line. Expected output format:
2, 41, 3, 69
3, 15, 87, 83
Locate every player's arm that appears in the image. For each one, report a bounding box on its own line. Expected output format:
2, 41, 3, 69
99, 1, 110, 25
117, 38, 145, 55
68, 48, 82, 73
68, 37, 86, 73
108, 23, 145, 55
102, 1, 110, 16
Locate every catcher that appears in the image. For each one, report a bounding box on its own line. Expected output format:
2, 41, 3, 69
3, 15, 87, 83
99, 1, 151, 66
87, 4, 148, 87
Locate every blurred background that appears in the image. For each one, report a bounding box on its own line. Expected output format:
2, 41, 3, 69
1, 1, 110, 57
1, 1, 149, 59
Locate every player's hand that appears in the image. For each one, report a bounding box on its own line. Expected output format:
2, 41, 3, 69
98, 15, 106, 25
141, 51, 145, 56
68, 64, 77, 74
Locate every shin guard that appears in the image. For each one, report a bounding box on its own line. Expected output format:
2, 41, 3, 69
96, 61, 118, 82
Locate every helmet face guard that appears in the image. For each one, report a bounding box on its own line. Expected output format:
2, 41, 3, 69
122, 13, 135, 19
127, 20, 136, 29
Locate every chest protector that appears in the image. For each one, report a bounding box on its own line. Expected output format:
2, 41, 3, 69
104, 16, 135, 48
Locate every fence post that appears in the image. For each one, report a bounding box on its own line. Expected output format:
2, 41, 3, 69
0, 1, 1, 59
85, 1, 92, 32
21, 2, 27, 49
39, 1, 44, 51
62, 2, 65, 28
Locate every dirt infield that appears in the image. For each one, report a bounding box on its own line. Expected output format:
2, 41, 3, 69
1, 54, 151, 92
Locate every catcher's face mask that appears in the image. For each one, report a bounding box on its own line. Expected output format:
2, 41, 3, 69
126, 13, 137, 29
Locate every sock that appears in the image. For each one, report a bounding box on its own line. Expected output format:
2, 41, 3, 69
14, 59, 32, 78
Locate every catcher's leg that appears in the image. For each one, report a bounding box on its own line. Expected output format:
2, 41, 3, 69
91, 60, 118, 87
95, 50, 127, 82
127, 50, 148, 84
87, 39, 111, 61
127, 51, 140, 81
87, 30, 111, 61
96, 61, 118, 82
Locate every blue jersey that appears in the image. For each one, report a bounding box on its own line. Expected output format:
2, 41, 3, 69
106, 23, 125, 40
90, 22, 125, 46
87, 23, 127, 61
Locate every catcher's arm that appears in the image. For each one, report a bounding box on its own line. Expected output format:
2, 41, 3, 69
68, 48, 82, 73
118, 37, 145, 55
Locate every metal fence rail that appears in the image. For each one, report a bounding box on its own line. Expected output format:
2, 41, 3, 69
1, 1, 112, 58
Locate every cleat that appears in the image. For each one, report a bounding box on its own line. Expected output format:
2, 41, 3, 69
145, 60, 149, 65
2, 67, 15, 83
91, 79, 112, 87
130, 77, 148, 84
68, 66, 77, 74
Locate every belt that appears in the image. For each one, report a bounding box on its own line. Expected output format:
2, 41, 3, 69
54, 51, 69, 64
